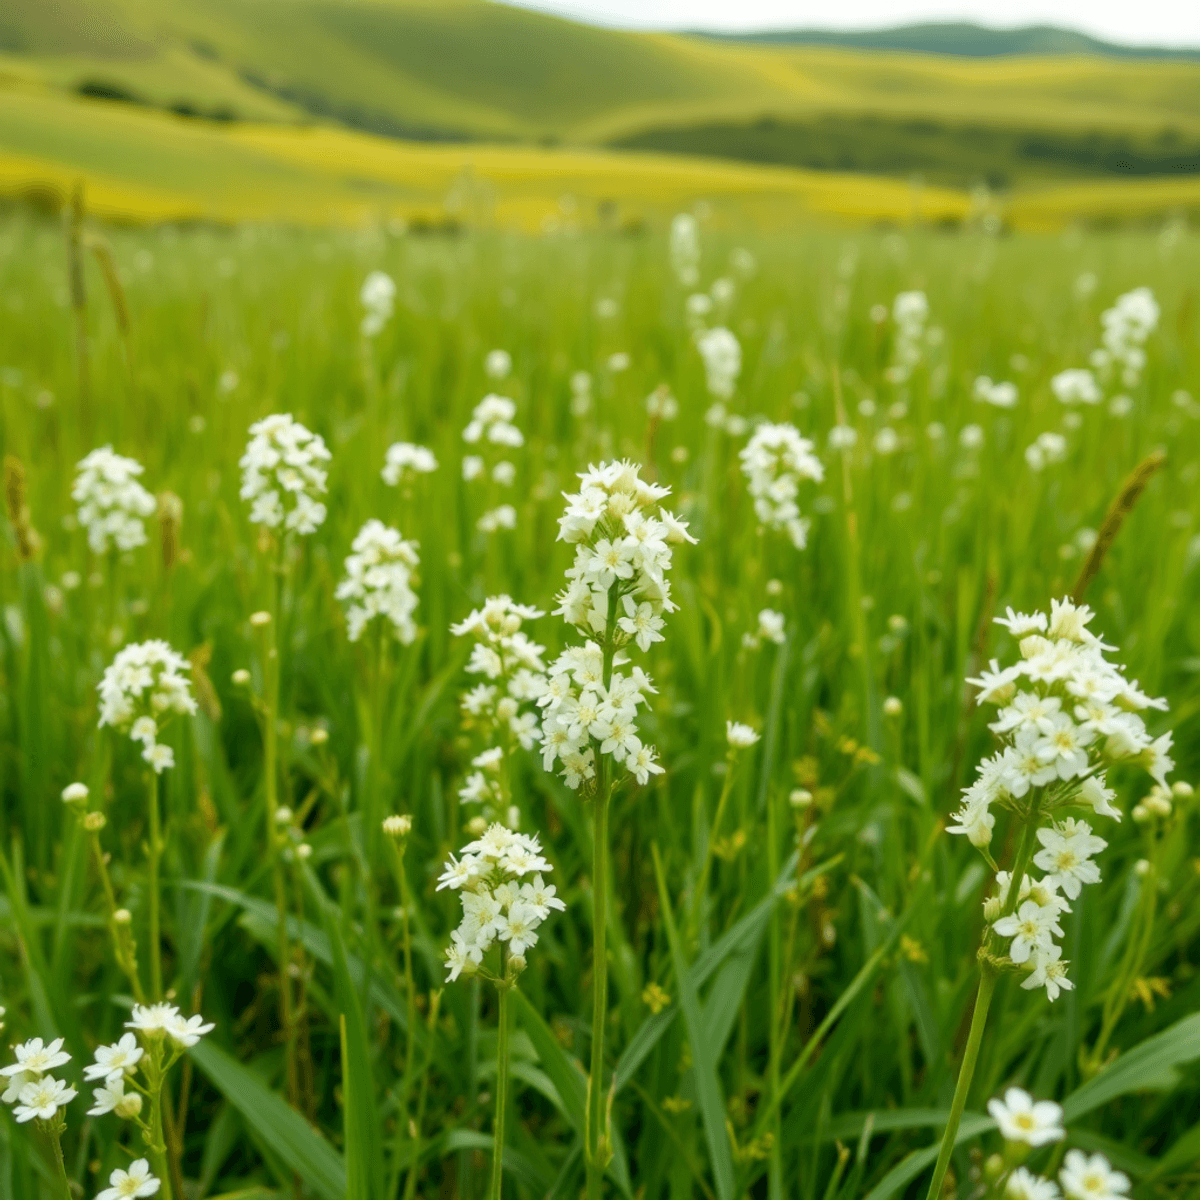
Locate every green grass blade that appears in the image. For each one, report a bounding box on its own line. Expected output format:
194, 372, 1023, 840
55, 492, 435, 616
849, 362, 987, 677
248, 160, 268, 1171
188, 1041, 346, 1200
652, 842, 736, 1200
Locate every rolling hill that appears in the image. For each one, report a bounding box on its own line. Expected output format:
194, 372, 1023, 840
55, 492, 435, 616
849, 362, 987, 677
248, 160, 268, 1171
0, 0, 1198, 223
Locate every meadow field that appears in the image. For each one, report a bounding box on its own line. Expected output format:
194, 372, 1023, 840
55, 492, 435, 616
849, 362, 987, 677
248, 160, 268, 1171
0, 209, 1198, 1200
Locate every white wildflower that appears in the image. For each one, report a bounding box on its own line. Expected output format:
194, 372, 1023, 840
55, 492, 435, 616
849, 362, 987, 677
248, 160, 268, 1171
336, 519, 420, 644
239, 414, 331, 536
72, 447, 157, 555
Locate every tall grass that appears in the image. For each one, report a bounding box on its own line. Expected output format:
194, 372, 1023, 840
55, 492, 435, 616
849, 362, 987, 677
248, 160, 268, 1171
0, 212, 1197, 1200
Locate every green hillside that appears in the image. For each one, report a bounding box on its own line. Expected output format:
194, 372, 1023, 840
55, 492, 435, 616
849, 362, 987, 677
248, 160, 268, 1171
1, 0, 1199, 191
698, 21, 1200, 60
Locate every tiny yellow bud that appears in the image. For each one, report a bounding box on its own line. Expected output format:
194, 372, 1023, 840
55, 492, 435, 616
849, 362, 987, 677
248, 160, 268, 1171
310, 727, 329, 746
231, 668, 251, 686
249, 610, 272, 627
883, 696, 903, 717
113, 908, 132, 925
83, 811, 107, 832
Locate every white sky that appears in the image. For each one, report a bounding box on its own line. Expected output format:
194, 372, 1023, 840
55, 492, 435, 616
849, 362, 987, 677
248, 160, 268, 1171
496, 0, 1200, 47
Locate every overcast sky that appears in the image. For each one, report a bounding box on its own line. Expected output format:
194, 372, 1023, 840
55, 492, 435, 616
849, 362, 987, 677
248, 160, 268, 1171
496, 0, 1200, 47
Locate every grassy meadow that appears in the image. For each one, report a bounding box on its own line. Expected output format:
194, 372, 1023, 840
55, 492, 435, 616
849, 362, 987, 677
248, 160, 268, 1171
0, 210, 1199, 1200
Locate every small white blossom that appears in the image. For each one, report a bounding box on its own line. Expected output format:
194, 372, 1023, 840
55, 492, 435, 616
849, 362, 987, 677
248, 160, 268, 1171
96, 1158, 161, 1200
239, 414, 331, 536
987, 1088, 1064, 1146
97, 641, 195, 770
72, 447, 157, 555
1060, 1151, 1130, 1200
739, 423, 824, 549
382, 442, 438, 486
336, 519, 420, 644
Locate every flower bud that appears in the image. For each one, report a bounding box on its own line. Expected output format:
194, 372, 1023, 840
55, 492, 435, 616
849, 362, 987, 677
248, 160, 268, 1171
114, 908, 132, 925
84, 811, 107, 832
883, 696, 903, 717
275, 806, 293, 824
115, 1092, 144, 1119
231, 668, 251, 686
62, 782, 89, 805
310, 727, 329, 746
984, 1154, 1005, 1182
789, 788, 813, 809
249, 610, 272, 627
1172, 780, 1194, 799
467, 816, 488, 836
383, 815, 412, 839
296, 844, 313, 860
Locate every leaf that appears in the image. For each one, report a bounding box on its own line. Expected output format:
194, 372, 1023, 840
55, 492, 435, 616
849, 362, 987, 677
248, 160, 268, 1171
1063, 1013, 1200, 1120
189, 1041, 346, 1200
614, 850, 807, 1091
653, 843, 736, 1200
310, 869, 384, 1200
860, 1116, 994, 1200
442, 1130, 551, 1193
510, 988, 634, 1198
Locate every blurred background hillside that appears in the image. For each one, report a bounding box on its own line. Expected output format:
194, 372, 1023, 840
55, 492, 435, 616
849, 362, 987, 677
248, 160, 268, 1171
1, 0, 1198, 228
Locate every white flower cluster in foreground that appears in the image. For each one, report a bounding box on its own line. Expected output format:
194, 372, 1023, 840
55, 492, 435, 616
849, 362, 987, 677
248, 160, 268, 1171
988, 1089, 1130, 1200
1, 1037, 76, 1124
951, 598, 1172, 999
437, 823, 564, 981
696, 326, 741, 401
669, 212, 700, 286
381, 441, 438, 487
239, 414, 331, 535
1091, 286, 1158, 389
739, 422, 824, 549
538, 460, 695, 790
1052, 369, 1102, 407
452, 596, 547, 815
98, 641, 197, 773
360, 270, 395, 337
73, 446, 157, 555
84, 1006, 213, 1123
886, 290, 929, 384
973, 376, 1019, 408
337, 519, 420, 644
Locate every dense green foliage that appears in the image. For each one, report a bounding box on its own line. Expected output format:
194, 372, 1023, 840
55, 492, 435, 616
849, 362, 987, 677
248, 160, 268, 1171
0, 214, 1198, 1200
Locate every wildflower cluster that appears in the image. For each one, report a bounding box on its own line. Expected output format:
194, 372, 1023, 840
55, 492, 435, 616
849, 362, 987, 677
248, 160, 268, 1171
360, 270, 396, 337
743, 608, 786, 650
886, 290, 929, 384
451, 596, 547, 818
437, 824, 564, 981
1052, 369, 1102, 407
382, 441, 438, 487
974, 376, 1019, 408
739, 422, 825, 549
1, 1037, 76, 1125
73, 446, 157, 555
986, 1088, 1130, 1200
1025, 431, 1068, 472
539, 460, 695, 790
1090, 286, 1158, 388
84, 1005, 214, 1122
337, 518, 420, 644
462, 394, 523, 532
98, 640, 197, 772
239, 414, 331, 535
697, 326, 741, 402
669, 211, 700, 286
951, 598, 1172, 999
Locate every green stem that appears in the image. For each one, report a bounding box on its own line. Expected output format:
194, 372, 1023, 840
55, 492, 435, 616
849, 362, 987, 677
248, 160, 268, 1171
47, 1124, 72, 1200
689, 760, 737, 936
148, 1055, 176, 1200
924, 801, 1041, 1200
403, 992, 441, 1200
146, 770, 163, 1000
490, 980, 511, 1200
587, 784, 611, 1200
586, 585, 620, 1200
263, 553, 298, 1107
